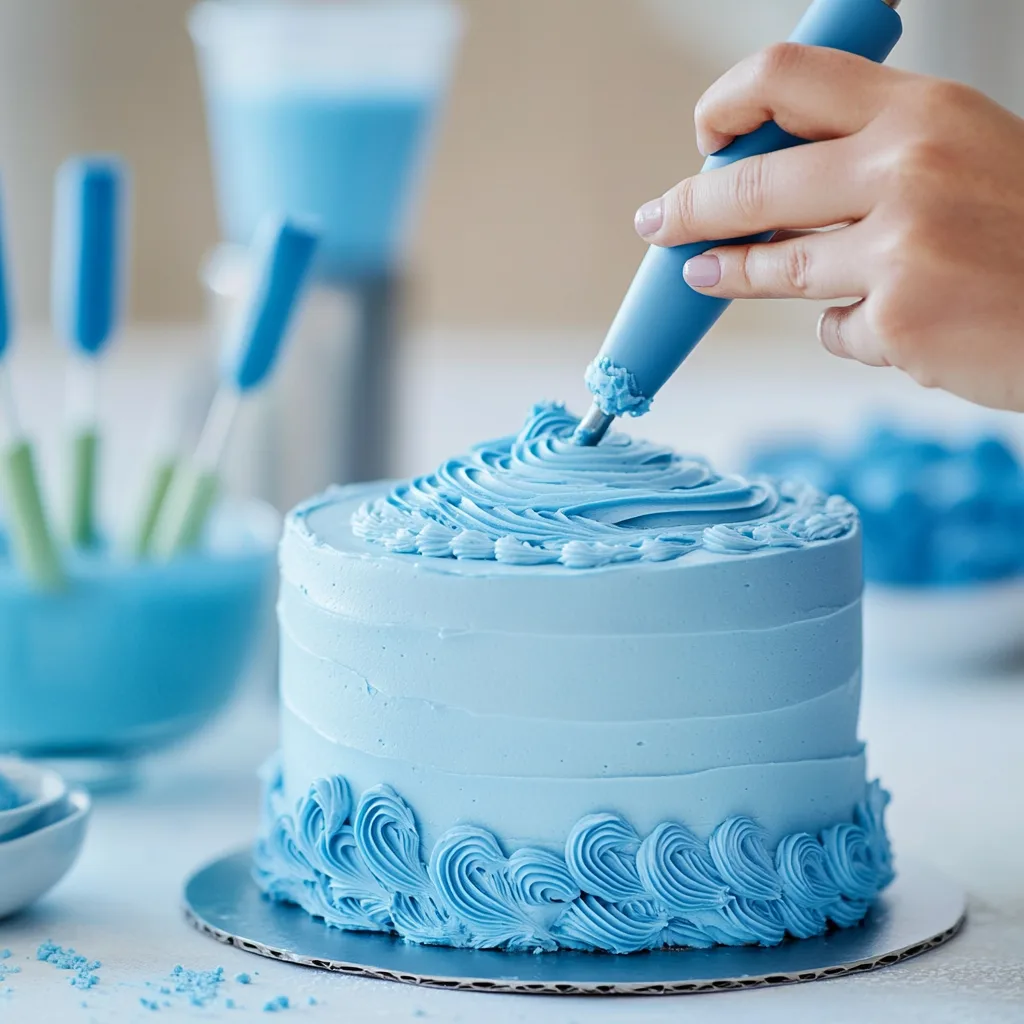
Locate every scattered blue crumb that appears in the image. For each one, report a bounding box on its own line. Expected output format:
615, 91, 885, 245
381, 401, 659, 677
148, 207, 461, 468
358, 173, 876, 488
235, 972, 251, 984
36, 941, 100, 989
307, 996, 317, 1006
166, 965, 225, 1007
0, 949, 11, 959
413, 1011, 427, 1019
140, 997, 161, 1011
226, 997, 237, 1009
263, 995, 290, 1012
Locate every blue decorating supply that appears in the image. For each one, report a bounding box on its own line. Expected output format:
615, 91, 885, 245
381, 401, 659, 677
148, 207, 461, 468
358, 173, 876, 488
166, 965, 225, 1007
52, 158, 125, 356
221, 216, 319, 392
576, 0, 904, 442
140, 997, 160, 1011
0, 950, 10, 959
36, 941, 101, 989
749, 427, 1024, 586
206, 95, 429, 280
308, 996, 317, 1006
235, 972, 251, 984
0, 960, 20, 988
150, 216, 318, 558
263, 995, 290, 1012
52, 156, 127, 550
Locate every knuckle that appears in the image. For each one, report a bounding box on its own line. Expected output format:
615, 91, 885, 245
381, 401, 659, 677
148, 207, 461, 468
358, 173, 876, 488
669, 178, 698, 231
731, 155, 769, 219
909, 78, 979, 122
752, 42, 803, 86
781, 241, 814, 295
737, 247, 757, 293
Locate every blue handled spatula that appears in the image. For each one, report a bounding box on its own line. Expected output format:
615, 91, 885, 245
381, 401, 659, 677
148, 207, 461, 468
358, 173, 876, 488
52, 157, 127, 547
149, 216, 318, 559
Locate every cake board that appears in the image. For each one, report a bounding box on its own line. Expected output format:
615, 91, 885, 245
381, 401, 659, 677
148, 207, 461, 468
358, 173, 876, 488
183, 850, 965, 996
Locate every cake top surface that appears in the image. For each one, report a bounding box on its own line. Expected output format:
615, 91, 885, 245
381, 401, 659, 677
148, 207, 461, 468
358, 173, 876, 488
347, 403, 857, 570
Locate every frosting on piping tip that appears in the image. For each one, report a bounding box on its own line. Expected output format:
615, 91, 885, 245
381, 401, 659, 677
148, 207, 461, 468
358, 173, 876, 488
351, 403, 858, 568
255, 761, 894, 954
584, 357, 651, 417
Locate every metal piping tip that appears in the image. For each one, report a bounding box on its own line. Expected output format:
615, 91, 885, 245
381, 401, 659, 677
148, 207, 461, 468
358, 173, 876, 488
881, 0, 900, 8
572, 404, 615, 446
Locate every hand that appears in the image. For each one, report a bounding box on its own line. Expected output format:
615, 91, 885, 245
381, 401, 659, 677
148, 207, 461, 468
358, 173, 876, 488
633, 43, 1024, 411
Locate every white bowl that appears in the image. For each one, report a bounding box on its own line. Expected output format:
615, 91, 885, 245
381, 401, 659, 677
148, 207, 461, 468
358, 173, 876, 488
864, 576, 1024, 675
0, 758, 68, 840
0, 789, 90, 919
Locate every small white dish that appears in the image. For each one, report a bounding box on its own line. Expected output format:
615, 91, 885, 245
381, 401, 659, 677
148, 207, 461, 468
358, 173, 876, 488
864, 575, 1024, 675
0, 789, 90, 919
0, 758, 67, 841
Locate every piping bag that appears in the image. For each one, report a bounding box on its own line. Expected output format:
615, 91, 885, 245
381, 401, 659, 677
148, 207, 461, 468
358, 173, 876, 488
573, 0, 903, 446
149, 216, 318, 559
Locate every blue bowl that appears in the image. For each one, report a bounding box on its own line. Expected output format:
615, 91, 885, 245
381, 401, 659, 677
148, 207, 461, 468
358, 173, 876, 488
0, 500, 279, 758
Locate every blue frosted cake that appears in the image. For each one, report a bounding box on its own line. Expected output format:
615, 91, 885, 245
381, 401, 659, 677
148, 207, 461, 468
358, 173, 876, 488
255, 404, 893, 953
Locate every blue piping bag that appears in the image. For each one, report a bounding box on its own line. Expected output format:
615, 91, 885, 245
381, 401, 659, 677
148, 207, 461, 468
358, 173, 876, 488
574, 0, 903, 445
150, 215, 318, 558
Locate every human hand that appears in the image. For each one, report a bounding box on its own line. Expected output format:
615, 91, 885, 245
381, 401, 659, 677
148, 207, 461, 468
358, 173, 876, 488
633, 44, 1024, 411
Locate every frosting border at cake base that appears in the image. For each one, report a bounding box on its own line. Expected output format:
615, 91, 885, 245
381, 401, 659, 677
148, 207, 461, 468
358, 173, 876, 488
254, 761, 894, 955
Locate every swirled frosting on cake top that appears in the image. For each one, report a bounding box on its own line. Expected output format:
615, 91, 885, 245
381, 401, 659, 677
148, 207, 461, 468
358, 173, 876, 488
352, 403, 857, 568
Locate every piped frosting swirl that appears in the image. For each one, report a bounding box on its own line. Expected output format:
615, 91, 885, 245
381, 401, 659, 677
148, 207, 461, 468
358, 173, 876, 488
255, 762, 894, 954
352, 403, 857, 568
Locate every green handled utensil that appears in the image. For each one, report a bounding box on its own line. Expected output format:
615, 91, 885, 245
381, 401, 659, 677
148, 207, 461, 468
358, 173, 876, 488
150, 215, 318, 559
0, 186, 64, 589
52, 157, 127, 549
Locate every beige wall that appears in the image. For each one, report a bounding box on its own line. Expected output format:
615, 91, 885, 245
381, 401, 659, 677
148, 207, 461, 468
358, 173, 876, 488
0, 0, 724, 331
0, 0, 1013, 339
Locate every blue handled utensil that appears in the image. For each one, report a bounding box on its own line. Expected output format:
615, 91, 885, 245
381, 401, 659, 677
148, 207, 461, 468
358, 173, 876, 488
52, 157, 127, 543
573, 0, 904, 445
149, 216, 318, 559
0, 187, 65, 589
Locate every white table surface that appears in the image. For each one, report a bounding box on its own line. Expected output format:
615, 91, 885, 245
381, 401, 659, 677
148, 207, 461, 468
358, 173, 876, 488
2, 325, 1023, 1022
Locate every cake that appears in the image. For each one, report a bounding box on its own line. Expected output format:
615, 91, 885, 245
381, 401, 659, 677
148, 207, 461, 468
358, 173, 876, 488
255, 403, 893, 954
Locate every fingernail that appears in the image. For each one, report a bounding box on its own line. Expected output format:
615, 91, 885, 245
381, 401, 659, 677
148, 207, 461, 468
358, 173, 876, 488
683, 254, 721, 288
634, 198, 664, 238
818, 309, 848, 358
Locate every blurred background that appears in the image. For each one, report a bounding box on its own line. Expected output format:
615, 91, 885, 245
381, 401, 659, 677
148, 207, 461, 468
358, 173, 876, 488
1, 0, 1021, 331
1, 0, 1021, 536
2, 0, 1023, 561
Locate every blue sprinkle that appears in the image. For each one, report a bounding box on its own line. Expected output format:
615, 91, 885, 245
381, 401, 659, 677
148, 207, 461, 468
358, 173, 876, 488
226, 998, 237, 1009
235, 972, 251, 984
140, 997, 160, 1010
0, 949, 10, 959
263, 995, 290, 1012
165, 965, 226, 1007
36, 941, 100, 989
307, 996, 317, 1006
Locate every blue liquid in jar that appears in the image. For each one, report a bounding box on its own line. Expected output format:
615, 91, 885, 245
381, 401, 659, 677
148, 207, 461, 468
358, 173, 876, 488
205, 93, 433, 279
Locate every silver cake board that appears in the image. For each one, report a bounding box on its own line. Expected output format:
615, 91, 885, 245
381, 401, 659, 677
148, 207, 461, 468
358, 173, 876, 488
183, 850, 965, 997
